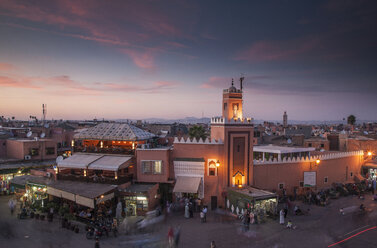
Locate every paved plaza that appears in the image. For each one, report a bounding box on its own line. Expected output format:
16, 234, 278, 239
1, 194, 377, 248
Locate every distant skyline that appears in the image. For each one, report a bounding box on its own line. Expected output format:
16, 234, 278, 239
0, 0, 376, 121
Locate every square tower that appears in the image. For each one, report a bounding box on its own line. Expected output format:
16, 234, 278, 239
222, 79, 243, 121
211, 78, 254, 188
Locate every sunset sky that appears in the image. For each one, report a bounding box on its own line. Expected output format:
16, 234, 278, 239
0, 0, 376, 121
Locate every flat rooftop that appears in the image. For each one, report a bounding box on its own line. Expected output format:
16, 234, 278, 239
253, 145, 315, 154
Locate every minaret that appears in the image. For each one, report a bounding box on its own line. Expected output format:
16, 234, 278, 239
283, 111, 288, 128
222, 79, 243, 121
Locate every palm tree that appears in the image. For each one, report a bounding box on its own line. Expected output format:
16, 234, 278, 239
188, 125, 207, 141
347, 115, 356, 126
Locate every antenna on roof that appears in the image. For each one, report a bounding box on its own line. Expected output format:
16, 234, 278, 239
240, 74, 245, 91
42, 104, 47, 124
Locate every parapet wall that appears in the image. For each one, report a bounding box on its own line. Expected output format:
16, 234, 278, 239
254, 150, 363, 165
173, 137, 223, 145
211, 117, 253, 125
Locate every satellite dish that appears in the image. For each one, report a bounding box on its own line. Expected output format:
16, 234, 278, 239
26, 131, 32, 138
364, 131, 369, 135
44, 123, 49, 128
40, 132, 46, 138
21, 124, 24, 128
287, 139, 292, 144
56, 156, 64, 164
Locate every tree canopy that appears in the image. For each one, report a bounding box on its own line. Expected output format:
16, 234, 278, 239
188, 125, 207, 141
347, 115, 356, 125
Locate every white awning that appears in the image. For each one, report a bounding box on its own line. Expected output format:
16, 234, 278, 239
61, 191, 76, 202
89, 156, 132, 171
58, 154, 103, 169
173, 176, 201, 194
47, 186, 75, 201
76, 195, 95, 208
47, 187, 62, 198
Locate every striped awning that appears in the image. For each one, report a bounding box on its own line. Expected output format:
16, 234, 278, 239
173, 176, 201, 194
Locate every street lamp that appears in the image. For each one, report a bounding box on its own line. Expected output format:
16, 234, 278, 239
216, 160, 220, 167
310, 158, 320, 170
368, 151, 372, 156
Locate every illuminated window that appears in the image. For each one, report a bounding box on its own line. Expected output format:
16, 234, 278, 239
208, 161, 216, 176
154, 161, 162, 174
141, 160, 162, 174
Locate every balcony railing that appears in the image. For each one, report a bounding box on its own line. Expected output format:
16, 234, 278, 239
57, 173, 133, 185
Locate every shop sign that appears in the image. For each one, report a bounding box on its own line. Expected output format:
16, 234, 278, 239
304, 171, 316, 187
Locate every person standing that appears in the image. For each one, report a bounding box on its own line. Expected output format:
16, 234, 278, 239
250, 211, 255, 224
189, 202, 193, 218
200, 211, 205, 223
184, 203, 190, 219
279, 209, 285, 225
284, 207, 288, 219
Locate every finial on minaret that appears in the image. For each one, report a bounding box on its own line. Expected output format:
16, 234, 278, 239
231, 78, 234, 86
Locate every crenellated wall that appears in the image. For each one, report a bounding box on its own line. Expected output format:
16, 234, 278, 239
253, 151, 364, 195
173, 137, 223, 145
211, 117, 253, 124
253, 150, 364, 165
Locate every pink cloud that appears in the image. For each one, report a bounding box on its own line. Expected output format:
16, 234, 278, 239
0, 63, 15, 71
234, 36, 321, 62
0, 76, 41, 89
121, 49, 158, 69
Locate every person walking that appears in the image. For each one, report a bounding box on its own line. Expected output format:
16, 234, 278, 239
286, 220, 293, 229
174, 226, 181, 247
284, 206, 288, 219
168, 226, 174, 247
8, 198, 15, 215
202, 206, 207, 222
210, 241, 217, 248
94, 238, 100, 248
279, 209, 285, 225
339, 208, 345, 215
